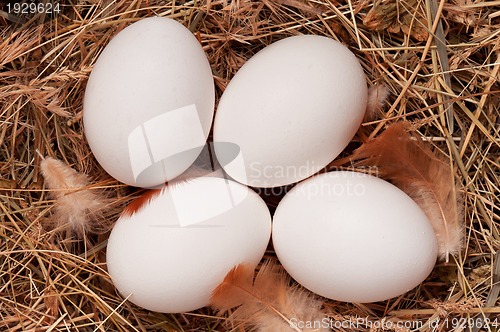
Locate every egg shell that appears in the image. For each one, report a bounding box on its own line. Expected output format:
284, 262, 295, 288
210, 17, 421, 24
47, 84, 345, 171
84, 17, 215, 188
214, 35, 367, 188
272, 171, 438, 303
106, 177, 271, 313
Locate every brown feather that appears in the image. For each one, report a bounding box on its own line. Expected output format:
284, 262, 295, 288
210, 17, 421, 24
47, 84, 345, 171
121, 157, 226, 218
121, 189, 162, 217
40, 156, 108, 237
351, 122, 463, 262
211, 260, 328, 331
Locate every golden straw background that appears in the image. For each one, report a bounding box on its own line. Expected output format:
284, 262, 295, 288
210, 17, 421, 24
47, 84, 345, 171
1, 0, 499, 331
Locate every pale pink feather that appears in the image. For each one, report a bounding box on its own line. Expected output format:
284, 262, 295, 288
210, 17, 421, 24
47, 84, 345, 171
40, 157, 107, 237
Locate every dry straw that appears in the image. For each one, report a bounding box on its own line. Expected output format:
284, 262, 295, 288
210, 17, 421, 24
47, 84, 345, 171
0, 0, 499, 331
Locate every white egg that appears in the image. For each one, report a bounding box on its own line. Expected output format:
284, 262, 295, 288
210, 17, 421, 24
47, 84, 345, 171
272, 171, 438, 303
214, 35, 367, 188
84, 17, 214, 188
106, 177, 271, 313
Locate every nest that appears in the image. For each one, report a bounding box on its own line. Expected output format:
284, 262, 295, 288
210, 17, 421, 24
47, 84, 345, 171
1, 0, 499, 331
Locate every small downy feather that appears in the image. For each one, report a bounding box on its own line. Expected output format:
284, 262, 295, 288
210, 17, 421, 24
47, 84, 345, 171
40, 156, 107, 238
350, 122, 463, 262
364, 84, 390, 122
211, 260, 328, 332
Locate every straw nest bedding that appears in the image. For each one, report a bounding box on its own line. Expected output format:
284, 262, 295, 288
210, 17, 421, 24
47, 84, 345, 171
0, 0, 499, 331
